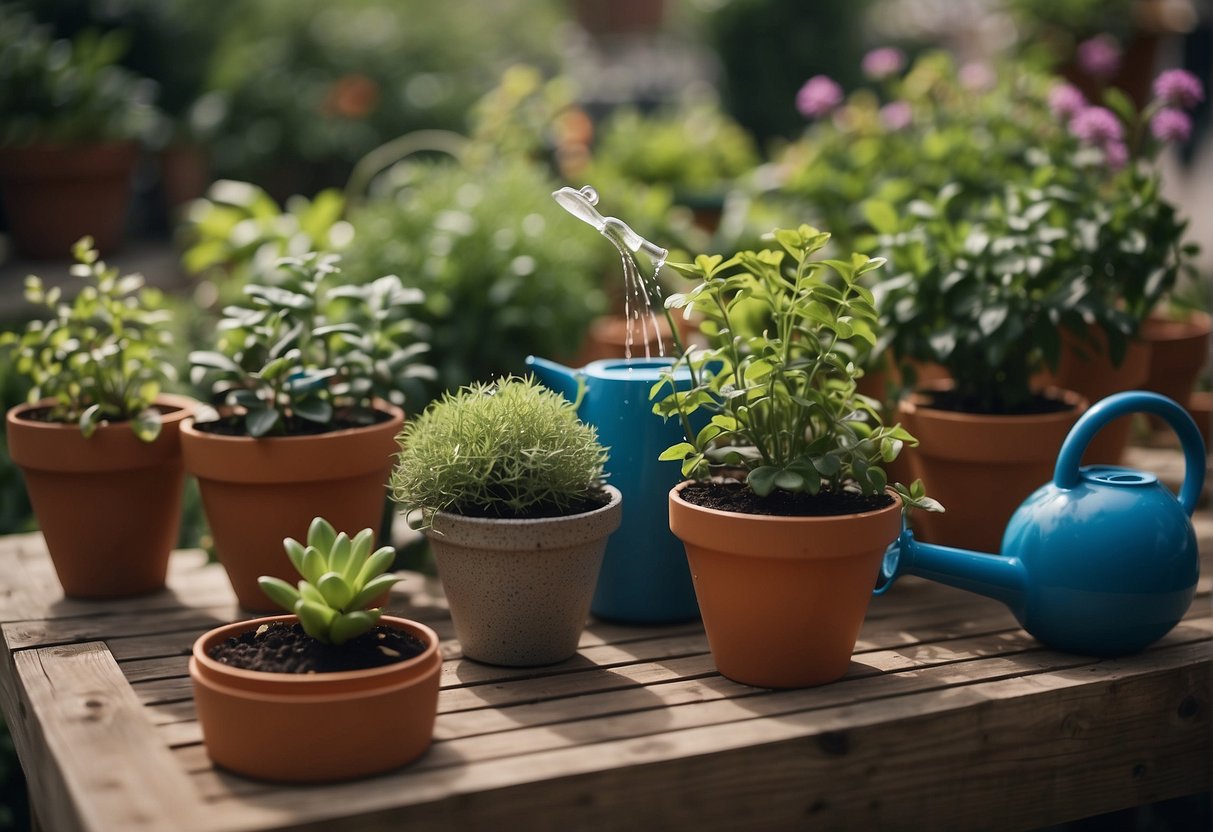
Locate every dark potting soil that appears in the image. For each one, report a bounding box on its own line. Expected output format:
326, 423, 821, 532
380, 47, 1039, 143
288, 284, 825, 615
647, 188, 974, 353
921, 389, 1073, 416
192, 407, 392, 437
451, 487, 613, 520
16, 401, 184, 424
679, 481, 894, 517
208, 621, 426, 674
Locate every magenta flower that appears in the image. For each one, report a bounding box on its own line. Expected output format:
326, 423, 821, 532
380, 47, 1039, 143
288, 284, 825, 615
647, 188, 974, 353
958, 62, 995, 91
1069, 106, 1124, 146
880, 101, 913, 131
1151, 107, 1193, 143
797, 75, 844, 119
1077, 35, 1121, 78
1152, 69, 1204, 109
1102, 141, 1129, 170
1048, 83, 1086, 120
862, 47, 906, 80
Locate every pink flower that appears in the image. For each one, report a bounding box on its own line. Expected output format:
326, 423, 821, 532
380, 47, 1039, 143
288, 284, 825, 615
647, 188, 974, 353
1152, 69, 1204, 109
862, 47, 906, 80
797, 75, 844, 119
1069, 106, 1124, 146
958, 62, 994, 91
1048, 83, 1086, 120
1077, 35, 1121, 78
880, 101, 913, 131
1151, 107, 1193, 143
1102, 141, 1129, 170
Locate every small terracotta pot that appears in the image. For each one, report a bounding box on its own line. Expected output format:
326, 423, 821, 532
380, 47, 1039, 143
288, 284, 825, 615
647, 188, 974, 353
1141, 312, 1211, 430
5, 395, 194, 598
669, 483, 902, 689
0, 142, 139, 258
1045, 326, 1151, 464
899, 386, 1087, 554
427, 486, 622, 667
190, 615, 441, 783
180, 404, 403, 610
1188, 391, 1211, 451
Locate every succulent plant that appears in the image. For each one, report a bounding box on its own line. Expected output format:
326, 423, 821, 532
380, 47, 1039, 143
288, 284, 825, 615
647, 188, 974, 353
258, 517, 401, 645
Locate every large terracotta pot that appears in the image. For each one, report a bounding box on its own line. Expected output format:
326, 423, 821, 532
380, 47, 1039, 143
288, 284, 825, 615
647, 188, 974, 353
668, 483, 902, 689
0, 142, 139, 258
898, 387, 1087, 554
1047, 326, 1151, 464
5, 395, 195, 598
180, 404, 403, 611
1141, 312, 1211, 431
191, 615, 441, 783
427, 485, 622, 667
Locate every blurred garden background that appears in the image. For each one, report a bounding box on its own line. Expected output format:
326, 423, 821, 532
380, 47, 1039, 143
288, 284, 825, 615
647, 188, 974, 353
0, 0, 1210, 828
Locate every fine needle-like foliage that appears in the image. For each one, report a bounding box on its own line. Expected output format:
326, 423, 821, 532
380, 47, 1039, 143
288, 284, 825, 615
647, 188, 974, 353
258, 517, 401, 646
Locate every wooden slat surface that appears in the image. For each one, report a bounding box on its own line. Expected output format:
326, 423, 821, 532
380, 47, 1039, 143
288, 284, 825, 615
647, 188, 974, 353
0, 445, 1208, 832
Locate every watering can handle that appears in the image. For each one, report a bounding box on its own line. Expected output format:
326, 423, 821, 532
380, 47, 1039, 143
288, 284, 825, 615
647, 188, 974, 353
1053, 391, 1206, 516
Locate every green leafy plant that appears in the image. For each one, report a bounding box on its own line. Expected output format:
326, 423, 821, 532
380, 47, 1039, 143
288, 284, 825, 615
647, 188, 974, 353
258, 517, 400, 645
651, 225, 937, 511
391, 375, 609, 525
0, 8, 159, 145
0, 237, 175, 441
189, 251, 434, 437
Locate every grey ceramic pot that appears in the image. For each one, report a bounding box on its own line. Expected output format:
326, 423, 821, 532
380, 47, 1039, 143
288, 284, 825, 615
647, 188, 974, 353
428, 486, 623, 667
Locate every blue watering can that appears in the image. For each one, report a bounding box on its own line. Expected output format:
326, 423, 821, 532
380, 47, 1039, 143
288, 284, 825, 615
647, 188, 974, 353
527, 355, 700, 624
876, 391, 1206, 656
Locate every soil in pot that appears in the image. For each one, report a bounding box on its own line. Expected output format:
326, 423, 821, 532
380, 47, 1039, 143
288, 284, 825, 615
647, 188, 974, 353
678, 481, 893, 516
209, 621, 427, 673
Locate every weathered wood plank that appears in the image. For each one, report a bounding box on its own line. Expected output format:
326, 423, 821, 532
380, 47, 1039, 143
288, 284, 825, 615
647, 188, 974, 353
10, 642, 207, 832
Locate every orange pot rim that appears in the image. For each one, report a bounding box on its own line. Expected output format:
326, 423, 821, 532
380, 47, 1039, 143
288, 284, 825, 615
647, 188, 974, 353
191, 614, 441, 698
7, 392, 196, 432
1142, 311, 1212, 343
180, 400, 403, 446
900, 382, 1088, 427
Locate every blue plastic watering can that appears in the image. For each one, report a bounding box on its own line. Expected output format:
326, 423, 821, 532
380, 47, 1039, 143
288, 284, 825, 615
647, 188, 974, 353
877, 391, 1206, 656
526, 355, 700, 624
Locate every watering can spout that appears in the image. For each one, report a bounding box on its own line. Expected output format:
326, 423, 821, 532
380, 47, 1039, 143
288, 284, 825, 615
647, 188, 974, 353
525, 356, 583, 406
879, 530, 1028, 613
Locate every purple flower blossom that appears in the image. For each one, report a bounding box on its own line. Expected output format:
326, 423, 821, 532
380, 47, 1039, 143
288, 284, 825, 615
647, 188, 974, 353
1151, 107, 1192, 143
880, 101, 913, 131
1102, 141, 1129, 170
797, 75, 844, 119
1077, 34, 1121, 78
1069, 106, 1124, 147
862, 47, 905, 80
1048, 83, 1086, 120
958, 62, 994, 91
1152, 69, 1204, 109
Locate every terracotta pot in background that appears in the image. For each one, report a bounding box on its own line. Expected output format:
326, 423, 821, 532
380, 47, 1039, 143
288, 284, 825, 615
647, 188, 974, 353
899, 387, 1087, 554
180, 404, 403, 611
5, 395, 195, 598
1188, 391, 1211, 450
0, 142, 139, 258
577, 313, 687, 364
191, 614, 441, 783
1141, 312, 1211, 431
157, 142, 212, 213
668, 482, 902, 689
427, 485, 622, 667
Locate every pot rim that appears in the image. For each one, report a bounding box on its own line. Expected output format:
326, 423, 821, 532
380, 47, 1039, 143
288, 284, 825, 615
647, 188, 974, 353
900, 382, 1088, 426
669, 480, 903, 523
191, 614, 440, 695
432, 483, 622, 528
180, 400, 404, 445
7, 393, 197, 431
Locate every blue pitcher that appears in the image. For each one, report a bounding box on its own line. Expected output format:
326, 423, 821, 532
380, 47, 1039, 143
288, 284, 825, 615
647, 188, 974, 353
527, 355, 700, 624
876, 391, 1206, 656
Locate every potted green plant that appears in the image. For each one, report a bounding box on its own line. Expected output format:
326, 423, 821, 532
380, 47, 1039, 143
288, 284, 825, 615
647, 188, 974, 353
391, 375, 622, 667
1, 237, 194, 597
0, 10, 159, 257
183, 251, 434, 610
652, 225, 938, 689
190, 517, 441, 783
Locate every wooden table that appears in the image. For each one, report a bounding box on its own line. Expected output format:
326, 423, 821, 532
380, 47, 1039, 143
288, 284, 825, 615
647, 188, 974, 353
1, 447, 1209, 832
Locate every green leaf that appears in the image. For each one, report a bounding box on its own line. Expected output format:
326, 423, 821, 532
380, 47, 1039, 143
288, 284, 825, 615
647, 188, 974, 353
659, 442, 697, 462
355, 546, 397, 587
316, 572, 354, 609
258, 577, 302, 613
79, 404, 102, 439
245, 406, 281, 437
284, 538, 308, 574
328, 533, 352, 576
747, 466, 779, 497
300, 547, 326, 584
862, 200, 898, 235
189, 350, 241, 373
329, 610, 380, 646
292, 397, 333, 424
773, 470, 805, 491
348, 573, 401, 610
295, 600, 337, 643
132, 408, 162, 443
308, 517, 337, 552
347, 528, 375, 578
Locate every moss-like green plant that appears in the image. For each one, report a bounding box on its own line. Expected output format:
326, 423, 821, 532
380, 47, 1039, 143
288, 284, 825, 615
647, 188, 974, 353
258, 518, 400, 645
391, 375, 608, 525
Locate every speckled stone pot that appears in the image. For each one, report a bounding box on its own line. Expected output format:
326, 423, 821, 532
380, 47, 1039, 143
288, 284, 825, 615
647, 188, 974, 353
428, 486, 622, 667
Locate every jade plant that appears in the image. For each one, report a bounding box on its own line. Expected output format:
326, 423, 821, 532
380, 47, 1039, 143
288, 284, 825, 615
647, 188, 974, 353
258, 517, 401, 645
391, 375, 609, 525
651, 225, 939, 511
189, 251, 434, 436
0, 237, 175, 441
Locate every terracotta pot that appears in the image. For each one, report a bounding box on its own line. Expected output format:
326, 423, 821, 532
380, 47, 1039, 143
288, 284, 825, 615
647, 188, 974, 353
5, 395, 195, 597
180, 404, 404, 611
1046, 326, 1151, 465
573, 0, 665, 35
577, 314, 679, 364
1188, 391, 1211, 451
0, 142, 139, 258
898, 386, 1087, 554
427, 485, 622, 667
1141, 312, 1211, 430
668, 483, 902, 688
190, 614, 441, 783
858, 353, 951, 404
157, 142, 212, 212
